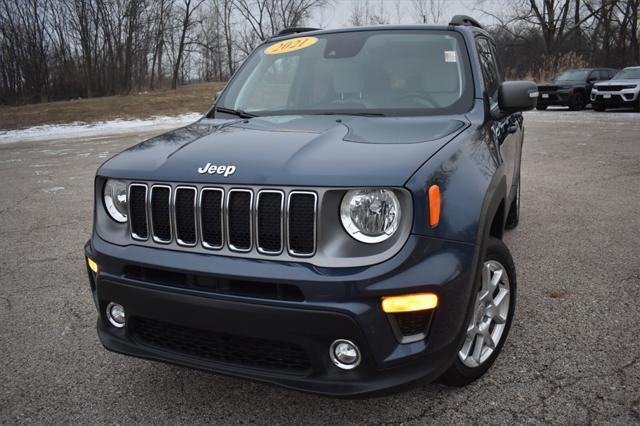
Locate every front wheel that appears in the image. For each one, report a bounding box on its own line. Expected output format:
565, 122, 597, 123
535, 103, 548, 111
569, 92, 586, 111
593, 102, 606, 112
439, 238, 517, 387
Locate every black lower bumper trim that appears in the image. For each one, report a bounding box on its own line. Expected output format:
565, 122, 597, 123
130, 316, 312, 374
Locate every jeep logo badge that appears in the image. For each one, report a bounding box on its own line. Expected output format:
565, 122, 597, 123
197, 163, 236, 177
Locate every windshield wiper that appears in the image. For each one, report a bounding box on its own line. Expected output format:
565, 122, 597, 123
311, 111, 386, 117
214, 106, 256, 118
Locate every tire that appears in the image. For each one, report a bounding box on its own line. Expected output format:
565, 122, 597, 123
634, 97, 640, 113
535, 103, 548, 111
505, 179, 520, 230
569, 92, 586, 111
593, 102, 606, 112
439, 237, 517, 387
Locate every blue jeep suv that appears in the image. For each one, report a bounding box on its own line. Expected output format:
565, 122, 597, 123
85, 16, 537, 396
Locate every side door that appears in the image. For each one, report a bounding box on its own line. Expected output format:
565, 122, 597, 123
587, 70, 600, 92
476, 37, 519, 194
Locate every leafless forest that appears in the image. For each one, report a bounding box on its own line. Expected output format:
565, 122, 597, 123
1, 0, 639, 105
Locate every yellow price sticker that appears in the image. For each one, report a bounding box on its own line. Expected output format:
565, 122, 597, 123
265, 37, 318, 55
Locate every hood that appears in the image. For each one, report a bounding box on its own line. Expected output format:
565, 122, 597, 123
98, 115, 469, 187
539, 80, 582, 88
594, 79, 640, 87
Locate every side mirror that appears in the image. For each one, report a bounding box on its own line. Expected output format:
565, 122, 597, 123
498, 80, 538, 113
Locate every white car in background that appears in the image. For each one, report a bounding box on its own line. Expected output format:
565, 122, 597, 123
591, 66, 640, 112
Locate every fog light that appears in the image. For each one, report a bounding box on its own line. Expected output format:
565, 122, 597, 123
330, 339, 361, 370
106, 302, 126, 328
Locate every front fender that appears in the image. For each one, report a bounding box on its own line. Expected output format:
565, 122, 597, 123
406, 123, 506, 246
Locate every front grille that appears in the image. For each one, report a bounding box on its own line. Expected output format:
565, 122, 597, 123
131, 317, 311, 373
128, 183, 317, 257
596, 85, 634, 92
538, 85, 558, 92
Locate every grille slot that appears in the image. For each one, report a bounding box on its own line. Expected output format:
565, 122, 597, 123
200, 188, 224, 249
131, 317, 311, 374
257, 191, 284, 254
288, 192, 317, 256
227, 190, 253, 252
150, 186, 171, 243
174, 187, 197, 246
129, 184, 148, 240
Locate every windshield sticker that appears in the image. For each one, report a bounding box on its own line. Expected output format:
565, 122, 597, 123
444, 50, 457, 63
265, 37, 318, 55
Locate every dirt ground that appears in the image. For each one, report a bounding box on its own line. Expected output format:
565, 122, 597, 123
0, 82, 225, 130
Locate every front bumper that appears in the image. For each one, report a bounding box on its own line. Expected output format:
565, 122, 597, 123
85, 233, 478, 396
537, 89, 573, 106
591, 90, 639, 107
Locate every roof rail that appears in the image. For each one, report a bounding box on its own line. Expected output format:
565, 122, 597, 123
448, 15, 483, 29
275, 27, 321, 37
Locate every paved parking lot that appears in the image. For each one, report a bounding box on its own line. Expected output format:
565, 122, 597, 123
1, 110, 639, 424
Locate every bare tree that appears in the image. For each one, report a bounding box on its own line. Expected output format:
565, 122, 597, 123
171, 0, 204, 89
349, 0, 388, 26
413, 0, 446, 24
235, 0, 327, 47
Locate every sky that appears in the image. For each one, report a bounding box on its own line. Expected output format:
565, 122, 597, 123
309, 0, 502, 29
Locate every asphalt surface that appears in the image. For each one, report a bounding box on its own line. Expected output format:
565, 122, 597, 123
1, 110, 639, 424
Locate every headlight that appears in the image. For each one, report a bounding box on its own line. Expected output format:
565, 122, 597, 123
103, 179, 128, 223
340, 189, 401, 243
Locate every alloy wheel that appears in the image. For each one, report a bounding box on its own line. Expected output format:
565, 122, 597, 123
458, 260, 511, 368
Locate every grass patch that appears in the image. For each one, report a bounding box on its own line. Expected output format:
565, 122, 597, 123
0, 82, 225, 131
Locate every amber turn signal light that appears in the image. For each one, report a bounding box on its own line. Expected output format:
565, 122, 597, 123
87, 257, 98, 273
381, 293, 438, 313
428, 185, 441, 228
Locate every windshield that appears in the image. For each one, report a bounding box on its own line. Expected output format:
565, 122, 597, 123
554, 69, 590, 82
217, 30, 473, 117
613, 68, 640, 79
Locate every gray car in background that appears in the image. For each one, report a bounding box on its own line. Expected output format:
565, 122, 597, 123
591, 66, 640, 112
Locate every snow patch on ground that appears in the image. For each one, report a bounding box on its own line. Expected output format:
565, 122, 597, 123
0, 113, 202, 144
524, 109, 639, 124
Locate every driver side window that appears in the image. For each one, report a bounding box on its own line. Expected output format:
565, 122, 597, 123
476, 38, 501, 106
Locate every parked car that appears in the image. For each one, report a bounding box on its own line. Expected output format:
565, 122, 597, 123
591, 66, 640, 112
85, 15, 537, 396
537, 68, 617, 110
